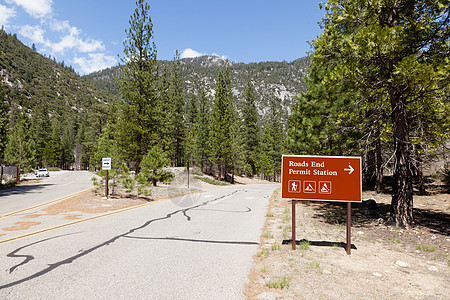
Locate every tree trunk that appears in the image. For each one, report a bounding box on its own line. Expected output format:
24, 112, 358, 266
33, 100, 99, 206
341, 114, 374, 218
365, 149, 376, 189
375, 130, 383, 193
389, 88, 413, 228
416, 146, 426, 195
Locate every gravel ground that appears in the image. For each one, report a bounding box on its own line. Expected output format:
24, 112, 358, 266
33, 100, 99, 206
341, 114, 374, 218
245, 186, 449, 299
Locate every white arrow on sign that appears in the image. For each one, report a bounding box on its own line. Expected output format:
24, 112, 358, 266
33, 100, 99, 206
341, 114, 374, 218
344, 164, 354, 175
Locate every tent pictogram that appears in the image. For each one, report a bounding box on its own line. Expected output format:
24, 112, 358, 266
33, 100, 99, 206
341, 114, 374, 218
319, 181, 331, 194
303, 181, 316, 193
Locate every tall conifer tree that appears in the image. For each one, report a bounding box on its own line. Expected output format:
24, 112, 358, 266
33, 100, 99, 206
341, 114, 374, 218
0, 85, 8, 163
211, 67, 233, 181
297, 0, 449, 227
31, 100, 50, 167
168, 51, 185, 167
194, 91, 211, 172
242, 78, 260, 177
4, 113, 36, 171
117, 0, 159, 170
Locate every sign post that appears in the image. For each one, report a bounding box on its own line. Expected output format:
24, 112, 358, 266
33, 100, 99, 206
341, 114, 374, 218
281, 155, 362, 254
102, 158, 111, 198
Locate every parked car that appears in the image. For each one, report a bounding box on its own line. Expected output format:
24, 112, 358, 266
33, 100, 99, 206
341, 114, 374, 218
36, 168, 50, 177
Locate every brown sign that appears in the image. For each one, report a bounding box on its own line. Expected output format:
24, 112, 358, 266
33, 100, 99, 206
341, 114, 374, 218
282, 155, 362, 202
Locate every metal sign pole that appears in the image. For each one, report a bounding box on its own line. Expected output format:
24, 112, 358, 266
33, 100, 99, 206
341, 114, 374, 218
105, 170, 109, 198
292, 200, 296, 250
187, 161, 190, 188
346, 202, 351, 255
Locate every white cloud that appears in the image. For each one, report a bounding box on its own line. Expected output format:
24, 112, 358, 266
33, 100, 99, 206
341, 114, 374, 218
44, 19, 104, 54
49, 34, 104, 54
50, 19, 79, 35
180, 48, 204, 59
212, 52, 228, 60
19, 24, 46, 44
77, 38, 104, 53
8, 1, 111, 75
73, 53, 117, 74
50, 33, 78, 53
181, 48, 227, 60
7, 0, 53, 19
0, 4, 16, 25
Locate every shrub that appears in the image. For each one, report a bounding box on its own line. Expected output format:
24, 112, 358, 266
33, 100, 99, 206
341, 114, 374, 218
140, 147, 174, 186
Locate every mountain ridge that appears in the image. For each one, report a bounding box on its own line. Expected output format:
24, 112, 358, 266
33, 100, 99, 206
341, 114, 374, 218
84, 55, 310, 114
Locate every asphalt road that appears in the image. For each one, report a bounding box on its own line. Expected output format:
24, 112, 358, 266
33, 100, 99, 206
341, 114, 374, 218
0, 173, 278, 299
0, 171, 95, 215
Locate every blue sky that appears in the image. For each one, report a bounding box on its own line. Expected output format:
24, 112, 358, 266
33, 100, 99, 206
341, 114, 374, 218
0, 0, 325, 75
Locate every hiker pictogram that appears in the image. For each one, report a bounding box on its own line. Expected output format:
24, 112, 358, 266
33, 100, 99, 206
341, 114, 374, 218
303, 181, 316, 193
319, 181, 331, 194
288, 180, 301, 193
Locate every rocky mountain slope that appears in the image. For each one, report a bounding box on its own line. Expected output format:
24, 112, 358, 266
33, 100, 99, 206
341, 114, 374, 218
84, 55, 310, 114
0, 29, 117, 123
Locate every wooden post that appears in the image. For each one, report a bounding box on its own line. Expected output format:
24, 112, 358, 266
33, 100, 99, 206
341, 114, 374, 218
16, 166, 19, 183
346, 202, 351, 255
0, 166, 3, 185
292, 200, 296, 250
187, 161, 190, 188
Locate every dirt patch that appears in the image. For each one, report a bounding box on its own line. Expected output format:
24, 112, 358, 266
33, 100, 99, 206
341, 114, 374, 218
3, 222, 41, 231
19, 180, 206, 220
42, 190, 148, 216
245, 188, 449, 299
62, 214, 83, 220
234, 175, 272, 185
21, 214, 43, 219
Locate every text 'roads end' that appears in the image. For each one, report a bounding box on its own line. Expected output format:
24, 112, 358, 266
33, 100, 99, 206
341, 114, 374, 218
281, 155, 362, 202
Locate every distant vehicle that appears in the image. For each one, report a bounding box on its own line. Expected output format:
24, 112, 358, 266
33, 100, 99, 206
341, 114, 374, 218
36, 169, 50, 177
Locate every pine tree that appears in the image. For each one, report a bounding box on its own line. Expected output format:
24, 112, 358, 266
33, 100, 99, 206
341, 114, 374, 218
167, 51, 186, 167
139, 146, 173, 186
4, 113, 36, 171
263, 96, 285, 181
210, 67, 233, 181
117, 0, 159, 170
0, 85, 8, 163
260, 119, 275, 180
43, 120, 62, 167
230, 97, 245, 182
242, 78, 260, 177
303, 0, 450, 227
286, 95, 329, 155
93, 102, 121, 169
60, 120, 75, 169
31, 100, 50, 167
185, 94, 197, 168
194, 90, 211, 172
157, 64, 173, 153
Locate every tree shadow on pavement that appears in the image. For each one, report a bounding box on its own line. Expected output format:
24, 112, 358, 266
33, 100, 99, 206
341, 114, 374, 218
0, 183, 53, 198
0, 189, 254, 290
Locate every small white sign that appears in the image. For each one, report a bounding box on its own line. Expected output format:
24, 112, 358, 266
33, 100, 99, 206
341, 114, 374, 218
102, 157, 111, 170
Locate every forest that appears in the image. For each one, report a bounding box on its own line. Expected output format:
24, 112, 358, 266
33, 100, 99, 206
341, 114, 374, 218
0, 0, 449, 228
0, 28, 115, 172
0, 18, 294, 182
